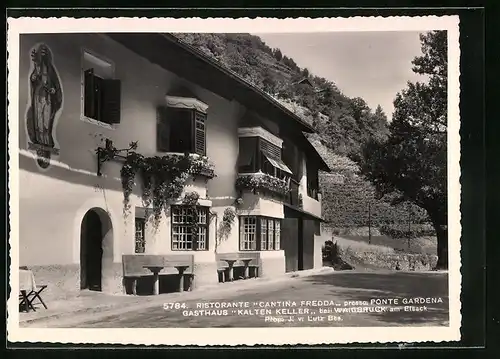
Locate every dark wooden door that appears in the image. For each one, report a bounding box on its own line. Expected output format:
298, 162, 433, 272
301, 219, 316, 270
83, 210, 103, 291
281, 218, 298, 272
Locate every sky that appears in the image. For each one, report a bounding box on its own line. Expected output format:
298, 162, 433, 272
255, 31, 427, 120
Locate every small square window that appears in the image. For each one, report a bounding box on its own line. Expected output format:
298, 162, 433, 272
134, 217, 146, 254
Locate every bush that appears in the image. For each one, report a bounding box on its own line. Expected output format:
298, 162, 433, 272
322, 240, 354, 270
380, 224, 436, 239
321, 240, 339, 261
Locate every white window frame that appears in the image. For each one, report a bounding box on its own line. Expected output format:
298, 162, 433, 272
80, 49, 116, 130
239, 216, 281, 251
171, 205, 209, 251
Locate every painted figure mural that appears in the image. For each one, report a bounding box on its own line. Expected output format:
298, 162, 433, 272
25, 43, 63, 169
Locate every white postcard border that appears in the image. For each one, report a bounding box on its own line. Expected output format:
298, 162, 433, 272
7, 15, 462, 345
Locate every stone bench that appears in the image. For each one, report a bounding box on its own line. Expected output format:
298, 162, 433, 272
122, 254, 195, 295
216, 253, 260, 282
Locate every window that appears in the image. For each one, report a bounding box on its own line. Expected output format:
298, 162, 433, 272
260, 219, 268, 250
237, 137, 292, 180
282, 138, 302, 182
171, 205, 209, 251
275, 221, 281, 249
82, 51, 121, 126
134, 218, 146, 254
239, 216, 282, 251
157, 107, 207, 156
240, 216, 257, 250
306, 161, 320, 200
314, 220, 321, 236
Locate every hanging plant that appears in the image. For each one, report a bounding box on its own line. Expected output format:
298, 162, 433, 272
95, 139, 216, 228
217, 207, 236, 243
181, 191, 202, 234
235, 173, 290, 198
235, 197, 244, 206
120, 151, 143, 218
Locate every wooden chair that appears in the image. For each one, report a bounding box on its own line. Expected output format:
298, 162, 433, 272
19, 267, 48, 311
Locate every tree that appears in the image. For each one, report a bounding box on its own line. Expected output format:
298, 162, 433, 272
354, 30, 449, 269
273, 48, 283, 61
369, 105, 390, 142
374, 105, 387, 120
262, 68, 277, 94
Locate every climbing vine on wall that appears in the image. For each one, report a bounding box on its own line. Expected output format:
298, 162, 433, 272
235, 173, 290, 198
320, 174, 430, 230
217, 207, 236, 241
179, 191, 204, 234
214, 207, 236, 253
96, 139, 215, 229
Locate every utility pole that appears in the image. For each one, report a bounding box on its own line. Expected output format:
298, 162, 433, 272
407, 204, 411, 250
368, 201, 372, 244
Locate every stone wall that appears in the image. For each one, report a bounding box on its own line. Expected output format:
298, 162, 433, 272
259, 256, 285, 278
341, 247, 438, 271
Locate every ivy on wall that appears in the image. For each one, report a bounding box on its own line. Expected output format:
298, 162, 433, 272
235, 173, 290, 198
96, 139, 215, 229
217, 207, 236, 241
320, 175, 431, 230
214, 207, 236, 254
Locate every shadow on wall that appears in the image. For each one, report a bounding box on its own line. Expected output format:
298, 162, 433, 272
302, 272, 450, 326
79, 207, 115, 293
124, 274, 193, 295
20, 150, 125, 194
207, 173, 237, 200
321, 240, 355, 271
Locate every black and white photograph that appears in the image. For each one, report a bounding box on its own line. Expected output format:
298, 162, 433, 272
7, 16, 461, 345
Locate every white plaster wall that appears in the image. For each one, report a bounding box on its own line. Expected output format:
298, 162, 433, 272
17, 34, 241, 266
237, 193, 284, 219
314, 235, 325, 269
298, 156, 322, 218
303, 195, 322, 219
211, 204, 240, 254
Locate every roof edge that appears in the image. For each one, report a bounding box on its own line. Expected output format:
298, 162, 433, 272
161, 33, 316, 133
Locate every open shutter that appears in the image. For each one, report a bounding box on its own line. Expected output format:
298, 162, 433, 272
194, 112, 206, 156
260, 139, 281, 159
156, 106, 170, 152
102, 79, 121, 124
83, 68, 95, 119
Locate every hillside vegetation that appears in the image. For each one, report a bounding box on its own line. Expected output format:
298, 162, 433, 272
174, 33, 433, 232
175, 33, 389, 156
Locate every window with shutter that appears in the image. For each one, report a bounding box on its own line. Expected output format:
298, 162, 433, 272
83, 68, 96, 119
169, 109, 193, 153
81, 51, 119, 127
101, 79, 121, 124
158, 108, 208, 155
260, 139, 281, 159
194, 112, 206, 156
156, 106, 169, 152
238, 136, 293, 179
237, 137, 258, 173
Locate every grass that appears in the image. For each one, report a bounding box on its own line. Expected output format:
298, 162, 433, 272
320, 229, 438, 271
331, 236, 395, 254
334, 234, 437, 255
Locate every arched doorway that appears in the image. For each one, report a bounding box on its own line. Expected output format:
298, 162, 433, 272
80, 208, 113, 291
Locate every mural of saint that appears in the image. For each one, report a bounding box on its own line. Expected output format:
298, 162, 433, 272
25, 44, 63, 169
